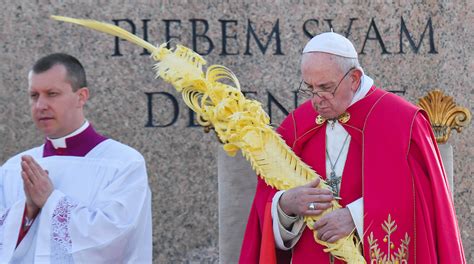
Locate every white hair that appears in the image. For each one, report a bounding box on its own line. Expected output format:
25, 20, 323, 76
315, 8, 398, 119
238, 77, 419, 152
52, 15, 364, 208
329, 54, 363, 74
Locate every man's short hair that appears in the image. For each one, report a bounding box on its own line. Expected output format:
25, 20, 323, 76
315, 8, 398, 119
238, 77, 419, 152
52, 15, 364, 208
32, 53, 87, 91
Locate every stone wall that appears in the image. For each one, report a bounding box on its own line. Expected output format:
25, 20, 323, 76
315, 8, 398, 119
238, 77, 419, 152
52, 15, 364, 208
0, 0, 472, 262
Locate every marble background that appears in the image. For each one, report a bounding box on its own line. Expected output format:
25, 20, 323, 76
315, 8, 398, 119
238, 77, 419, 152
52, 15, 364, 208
0, 0, 472, 263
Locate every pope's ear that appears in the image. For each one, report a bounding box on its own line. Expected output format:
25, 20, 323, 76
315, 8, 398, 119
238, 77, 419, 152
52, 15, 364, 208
77, 87, 89, 106
351, 68, 363, 81
350, 69, 363, 89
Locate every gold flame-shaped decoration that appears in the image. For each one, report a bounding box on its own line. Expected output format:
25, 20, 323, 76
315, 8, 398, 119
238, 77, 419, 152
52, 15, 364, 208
50, 16, 366, 263
417, 90, 471, 144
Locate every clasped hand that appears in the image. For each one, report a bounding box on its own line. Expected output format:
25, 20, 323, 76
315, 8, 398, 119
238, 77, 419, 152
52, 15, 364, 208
21, 155, 54, 218
279, 178, 333, 216
278, 178, 355, 243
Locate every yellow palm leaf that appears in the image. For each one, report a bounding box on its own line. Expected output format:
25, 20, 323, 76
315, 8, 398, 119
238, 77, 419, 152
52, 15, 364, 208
51, 15, 365, 264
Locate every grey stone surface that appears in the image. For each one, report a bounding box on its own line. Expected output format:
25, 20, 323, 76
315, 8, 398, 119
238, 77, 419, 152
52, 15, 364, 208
439, 143, 454, 196
218, 149, 256, 264
0, 1, 472, 263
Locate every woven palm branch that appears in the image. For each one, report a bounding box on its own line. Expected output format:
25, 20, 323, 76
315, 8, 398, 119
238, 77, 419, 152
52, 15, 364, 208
51, 15, 365, 263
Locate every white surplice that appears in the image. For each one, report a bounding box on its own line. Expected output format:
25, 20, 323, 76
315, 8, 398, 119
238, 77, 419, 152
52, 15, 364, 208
0, 139, 152, 263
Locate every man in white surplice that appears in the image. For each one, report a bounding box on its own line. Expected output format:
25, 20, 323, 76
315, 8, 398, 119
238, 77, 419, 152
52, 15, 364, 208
0, 53, 152, 263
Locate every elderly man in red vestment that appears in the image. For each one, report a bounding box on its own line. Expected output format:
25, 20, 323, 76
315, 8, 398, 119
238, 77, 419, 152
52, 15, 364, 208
239, 32, 465, 263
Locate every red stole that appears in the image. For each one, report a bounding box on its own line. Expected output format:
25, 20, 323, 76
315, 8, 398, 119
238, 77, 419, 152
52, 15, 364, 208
362, 91, 417, 262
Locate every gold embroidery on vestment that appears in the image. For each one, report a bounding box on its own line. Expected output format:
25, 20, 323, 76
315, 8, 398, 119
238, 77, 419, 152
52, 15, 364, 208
367, 214, 410, 264
315, 112, 351, 125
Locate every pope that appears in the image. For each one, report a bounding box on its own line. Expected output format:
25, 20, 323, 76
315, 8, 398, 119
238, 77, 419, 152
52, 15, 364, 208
239, 32, 466, 264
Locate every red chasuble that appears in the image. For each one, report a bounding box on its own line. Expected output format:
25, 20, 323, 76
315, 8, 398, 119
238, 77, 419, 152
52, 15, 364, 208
239, 87, 465, 264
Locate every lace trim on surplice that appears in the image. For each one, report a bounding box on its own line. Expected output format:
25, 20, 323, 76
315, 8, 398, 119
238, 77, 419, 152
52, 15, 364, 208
0, 209, 10, 251
51, 197, 77, 264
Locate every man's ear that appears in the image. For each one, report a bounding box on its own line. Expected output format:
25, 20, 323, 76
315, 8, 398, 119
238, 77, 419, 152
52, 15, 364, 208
350, 69, 363, 91
77, 87, 89, 107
